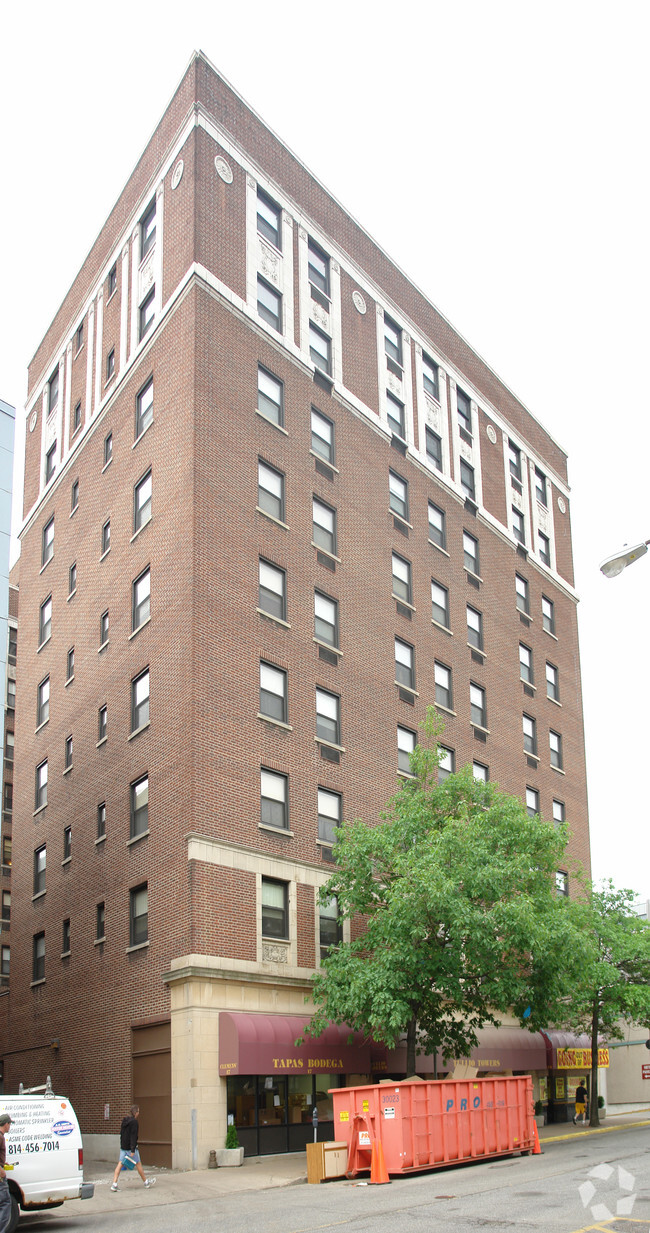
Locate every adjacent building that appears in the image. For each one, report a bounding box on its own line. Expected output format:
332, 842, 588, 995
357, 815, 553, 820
6, 52, 590, 1164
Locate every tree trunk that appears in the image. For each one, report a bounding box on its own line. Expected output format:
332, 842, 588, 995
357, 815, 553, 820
406, 1015, 417, 1076
589, 997, 600, 1127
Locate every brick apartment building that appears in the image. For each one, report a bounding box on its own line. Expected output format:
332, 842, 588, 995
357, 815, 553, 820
6, 52, 590, 1165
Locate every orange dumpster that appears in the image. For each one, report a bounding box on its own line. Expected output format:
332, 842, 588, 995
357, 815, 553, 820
331, 1075, 536, 1176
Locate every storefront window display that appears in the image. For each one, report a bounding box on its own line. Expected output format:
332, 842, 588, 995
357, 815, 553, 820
227, 1073, 340, 1156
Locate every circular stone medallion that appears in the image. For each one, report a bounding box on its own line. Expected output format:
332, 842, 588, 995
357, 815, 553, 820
171, 159, 184, 190
215, 156, 233, 184
352, 290, 366, 315
29, 409, 38, 433
557, 496, 566, 514
486, 423, 497, 444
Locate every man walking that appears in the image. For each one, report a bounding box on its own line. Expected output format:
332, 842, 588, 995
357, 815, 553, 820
0, 1114, 13, 1233
573, 1080, 588, 1125
111, 1104, 156, 1191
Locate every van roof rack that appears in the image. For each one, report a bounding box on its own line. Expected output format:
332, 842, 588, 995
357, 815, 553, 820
18, 1075, 54, 1098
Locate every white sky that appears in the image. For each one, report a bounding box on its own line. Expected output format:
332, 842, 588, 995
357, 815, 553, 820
1, 1, 648, 897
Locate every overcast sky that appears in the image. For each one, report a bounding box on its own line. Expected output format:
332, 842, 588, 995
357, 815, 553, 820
1, 1, 648, 898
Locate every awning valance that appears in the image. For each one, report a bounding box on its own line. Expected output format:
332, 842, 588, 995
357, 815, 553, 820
381, 1025, 547, 1074
541, 1030, 609, 1069
219, 1013, 372, 1076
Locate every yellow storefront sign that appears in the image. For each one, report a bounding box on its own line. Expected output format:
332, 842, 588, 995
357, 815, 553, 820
557, 1048, 609, 1070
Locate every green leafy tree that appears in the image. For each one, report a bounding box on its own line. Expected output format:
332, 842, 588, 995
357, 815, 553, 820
305, 710, 578, 1074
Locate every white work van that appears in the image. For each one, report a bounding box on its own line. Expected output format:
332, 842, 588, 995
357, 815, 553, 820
2, 1079, 93, 1230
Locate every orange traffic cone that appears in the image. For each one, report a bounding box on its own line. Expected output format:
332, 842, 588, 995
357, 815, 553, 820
532, 1121, 542, 1155
369, 1140, 390, 1184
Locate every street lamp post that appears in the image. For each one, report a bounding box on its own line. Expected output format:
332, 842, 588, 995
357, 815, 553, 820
599, 540, 650, 579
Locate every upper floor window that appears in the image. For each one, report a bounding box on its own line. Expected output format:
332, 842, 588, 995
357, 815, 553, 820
130, 776, 149, 838
538, 531, 551, 566
257, 366, 284, 427
556, 871, 569, 898
319, 896, 342, 961
64, 736, 73, 772
104, 432, 113, 466
139, 288, 155, 341
47, 368, 59, 415
550, 730, 563, 770
136, 377, 153, 438
75, 323, 84, 353
438, 746, 455, 781
397, 725, 416, 775
428, 502, 446, 549
512, 507, 526, 545
473, 761, 488, 782
392, 553, 412, 605
553, 800, 565, 827
258, 460, 285, 522
106, 349, 115, 382
32, 932, 45, 982
389, 471, 408, 521
463, 531, 479, 575
7, 626, 17, 665
45, 443, 57, 483
134, 469, 152, 532
316, 688, 340, 746
460, 460, 475, 502
257, 277, 282, 332
132, 567, 151, 632
431, 580, 450, 629
33, 845, 46, 895
546, 662, 560, 701
257, 189, 282, 250
101, 520, 111, 556
311, 408, 335, 463
39, 596, 52, 646
542, 595, 555, 634
37, 676, 50, 727
523, 713, 537, 756
508, 440, 522, 482
140, 200, 156, 259
318, 789, 341, 847
422, 354, 439, 401
434, 661, 452, 710
395, 638, 415, 690
515, 573, 530, 615
259, 559, 286, 622
259, 662, 287, 724
519, 643, 533, 684
526, 787, 540, 818
309, 323, 332, 375
261, 877, 288, 939
97, 802, 107, 841
535, 467, 547, 507
129, 883, 148, 946
35, 759, 48, 810
63, 824, 72, 859
425, 427, 442, 471
131, 668, 150, 732
466, 604, 483, 650
457, 387, 472, 436
314, 591, 339, 648
73, 402, 81, 433
108, 264, 117, 297
386, 392, 405, 439
470, 683, 487, 728
42, 517, 54, 566
384, 315, 402, 366
261, 769, 288, 831
312, 498, 337, 555
308, 239, 330, 297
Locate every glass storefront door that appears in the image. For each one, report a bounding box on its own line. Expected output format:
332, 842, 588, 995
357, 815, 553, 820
227, 1074, 340, 1156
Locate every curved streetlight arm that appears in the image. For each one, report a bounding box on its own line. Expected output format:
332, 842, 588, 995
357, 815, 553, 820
599, 540, 650, 579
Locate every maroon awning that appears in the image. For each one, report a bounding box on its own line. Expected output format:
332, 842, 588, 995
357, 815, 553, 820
219, 1013, 372, 1076
381, 1026, 547, 1074
541, 1030, 594, 1068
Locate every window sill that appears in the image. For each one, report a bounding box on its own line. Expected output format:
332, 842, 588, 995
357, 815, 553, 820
313, 637, 341, 655
470, 723, 490, 736
39, 558, 53, 575
551, 765, 566, 776
127, 829, 149, 847
63, 765, 73, 777
69, 506, 78, 519
525, 751, 540, 762
547, 696, 562, 707
256, 608, 290, 630
65, 674, 74, 687
104, 375, 116, 391
61, 950, 71, 959
130, 518, 151, 544
62, 856, 71, 866
75, 342, 84, 359
544, 629, 558, 641
467, 643, 485, 656
126, 941, 149, 954
128, 720, 150, 742
102, 457, 112, 474
96, 736, 107, 749
33, 805, 47, 818
257, 713, 293, 732
315, 838, 335, 849
436, 704, 456, 717
390, 512, 413, 531
129, 617, 151, 640
429, 540, 450, 557
261, 934, 289, 944
431, 619, 452, 636
100, 548, 110, 562
397, 769, 417, 780
259, 823, 294, 837
314, 737, 346, 753
94, 936, 106, 947
35, 720, 49, 735
309, 449, 339, 473
464, 569, 483, 585
30, 978, 46, 988
521, 680, 536, 691
95, 835, 106, 846
98, 640, 109, 654
311, 543, 340, 563
256, 506, 289, 531
37, 636, 51, 653
394, 681, 419, 697
393, 594, 415, 612
255, 408, 288, 435
132, 421, 153, 450
67, 589, 77, 602
32, 891, 46, 902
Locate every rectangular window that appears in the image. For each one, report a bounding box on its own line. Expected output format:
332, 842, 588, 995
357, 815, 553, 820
45, 442, 57, 482
309, 323, 332, 374
397, 725, 416, 774
68, 562, 77, 597
257, 366, 284, 426
515, 574, 530, 615
98, 705, 107, 741
106, 349, 115, 381
66, 646, 74, 681
259, 559, 286, 621
512, 507, 525, 544
457, 387, 472, 435
139, 288, 155, 340
546, 662, 559, 701
131, 668, 150, 732
542, 595, 555, 634
63, 825, 71, 860
526, 787, 540, 818
33, 846, 46, 895
1, 892, 10, 924
109, 264, 117, 296
473, 761, 488, 782
101, 520, 111, 555
2, 837, 11, 867
96, 902, 105, 941
136, 377, 153, 438
73, 401, 81, 432
104, 432, 113, 466
6, 680, 15, 711
523, 714, 537, 756
32, 932, 45, 982
319, 896, 342, 961
470, 683, 487, 728
318, 788, 341, 846
257, 189, 282, 249
392, 553, 412, 604
134, 469, 152, 532
395, 638, 415, 690
316, 688, 340, 745
535, 467, 547, 507
257, 276, 282, 331
556, 871, 569, 898
386, 392, 405, 439
314, 591, 339, 648
3, 733, 13, 765
466, 605, 483, 650
1, 947, 9, 977
312, 497, 336, 555
438, 746, 455, 781
7, 627, 16, 665
48, 368, 59, 414
422, 353, 439, 400
260, 769, 288, 830
425, 427, 442, 471
261, 877, 288, 939
39, 596, 52, 645
384, 315, 402, 366
64, 736, 73, 771
460, 460, 475, 501
428, 502, 446, 549
3, 782, 12, 815
70, 480, 79, 513
509, 440, 522, 482
308, 239, 330, 296
435, 662, 452, 710
42, 517, 54, 566
552, 800, 565, 827
140, 200, 156, 258
519, 643, 533, 684
37, 676, 50, 726
431, 580, 450, 629
311, 407, 335, 463
538, 531, 551, 566
550, 730, 563, 769
389, 470, 408, 520
99, 610, 109, 646
260, 662, 287, 724
132, 567, 151, 631
97, 802, 106, 840
258, 460, 285, 522
75, 323, 84, 353
129, 884, 148, 946
130, 775, 149, 838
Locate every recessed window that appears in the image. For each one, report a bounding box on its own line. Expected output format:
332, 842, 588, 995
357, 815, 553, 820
136, 377, 153, 438
39, 595, 52, 645
515, 574, 530, 615
386, 392, 405, 439
258, 559, 286, 621
134, 469, 152, 532
431, 580, 450, 629
319, 896, 342, 961
457, 387, 472, 436
552, 799, 565, 827
99, 610, 109, 647
71, 480, 79, 513
556, 871, 569, 898
42, 517, 54, 566
318, 788, 341, 846
97, 802, 106, 840
526, 787, 539, 818
140, 200, 156, 259
549, 730, 563, 770
98, 706, 107, 742
538, 531, 551, 566
473, 761, 488, 782
314, 591, 339, 648
535, 467, 547, 507
463, 531, 479, 575
130, 567, 150, 633
104, 432, 113, 466
131, 668, 150, 732
257, 366, 284, 426
1, 893, 9, 924
311, 408, 335, 463
395, 638, 415, 690
261, 877, 288, 939
523, 713, 537, 756
33, 845, 46, 895
4, 733, 13, 765
108, 264, 117, 297
32, 932, 45, 982
96, 902, 105, 941
509, 440, 522, 482
260, 661, 287, 724
139, 288, 155, 340
428, 502, 446, 549
129, 883, 148, 946
257, 189, 282, 249
397, 725, 416, 774
101, 520, 111, 555
384, 315, 402, 366
312, 497, 337, 555
425, 427, 442, 471
519, 644, 533, 684
66, 646, 75, 682
392, 553, 412, 604
257, 276, 282, 331
63, 825, 72, 860
7, 627, 16, 666
438, 747, 455, 781
75, 323, 84, 353
435, 662, 452, 709
389, 470, 408, 520
6, 680, 15, 711
48, 368, 59, 415
512, 507, 525, 545
64, 736, 73, 771
466, 605, 483, 650
68, 562, 77, 597
73, 401, 81, 433
546, 662, 559, 701
130, 775, 149, 838
460, 460, 475, 502
45, 442, 57, 483
309, 323, 332, 374
258, 460, 285, 522
542, 595, 555, 634
470, 683, 486, 728
316, 688, 340, 745
308, 239, 330, 296
106, 349, 115, 381
422, 354, 439, 400
37, 676, 50, 727
260, 769, 288, 830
